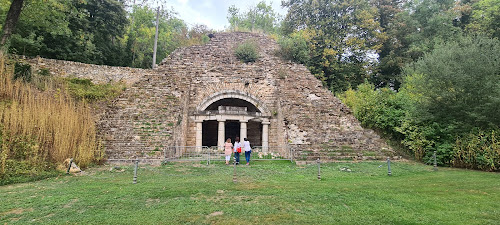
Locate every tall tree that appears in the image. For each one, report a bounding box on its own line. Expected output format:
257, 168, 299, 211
370, 0, 405, 88
372, 0, 462, 89
227, 1, 281, 34
126, 5, 196, 68
466, 0, 500, 39
75, 0, 129, 65
402, 35, 500, 132
0, 0, 24, 46
282, 0, 386, 92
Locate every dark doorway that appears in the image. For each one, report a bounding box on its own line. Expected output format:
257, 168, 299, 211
247, 121, 262, 146
202, 121, 217, 147
225, 121, 240, 144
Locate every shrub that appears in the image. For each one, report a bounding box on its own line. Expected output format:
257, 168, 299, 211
276, 33, 310, 64
340, 82, 408, 139
235, 40, 259, 63
453, 129, 500, 171
13, 62, 32, 82
66, 78, 125, 102
38, 68, 51, 76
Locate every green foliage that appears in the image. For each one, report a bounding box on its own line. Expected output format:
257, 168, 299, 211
0, 129, 59, 186
0, 1, 211, 68
340, 82, 408, 139
399, 35, 500, 164
227, 1, 281, 34
372, 0, 465, 89
37, 68, 51, 76
276, 32, 310, 64
127, 6, 184, 68
5, 0, 128, 65
343, 35, 500, 170
282, 0, 386, 93
13, 61, 31, 82
453, 129, 500, 171
234, 40, 259, 63
467, 0, 500, 39
66, 78, 125, 102
402, 35, 500, 132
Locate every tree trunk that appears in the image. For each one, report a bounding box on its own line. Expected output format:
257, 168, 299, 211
1, 0, 25, 46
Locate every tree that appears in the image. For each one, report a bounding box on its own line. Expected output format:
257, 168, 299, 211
466, 0, 500, 39
3, 0, 129, 65
74, 0, 129, 65
282, 0, 386, 92
370, 0, 405, 89
371, 0, 463, 89
402, 35, 500, 133
125, 5, 200, 68
0, 0, 24, 46
227, 1, 281, 34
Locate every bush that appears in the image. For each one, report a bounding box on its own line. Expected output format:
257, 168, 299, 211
276, 33, 310, 64
453, 129, 500, 171
339, 35, 500, 171
0, 160, 61, 186
13, 62, 32, 82
235, 40, 259, 63
0, 129, 60, 185
340, 82, 408, 139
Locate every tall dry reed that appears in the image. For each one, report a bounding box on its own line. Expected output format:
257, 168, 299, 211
0, 52, 101, 169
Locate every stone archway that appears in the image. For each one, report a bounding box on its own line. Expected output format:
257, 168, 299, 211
193, 90, 271, 149
197, 90, 271, 116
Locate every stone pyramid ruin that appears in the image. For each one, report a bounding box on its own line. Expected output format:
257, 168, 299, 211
97, 32, 394, 163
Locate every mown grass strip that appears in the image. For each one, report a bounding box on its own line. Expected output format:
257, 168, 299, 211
0, 161, 498, 224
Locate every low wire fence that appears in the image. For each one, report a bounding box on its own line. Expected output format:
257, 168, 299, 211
163, 146, 293, 164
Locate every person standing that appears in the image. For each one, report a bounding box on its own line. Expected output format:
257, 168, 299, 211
233, 137, 241, 165
224, 138, 233, 165
243, 138, 252, 165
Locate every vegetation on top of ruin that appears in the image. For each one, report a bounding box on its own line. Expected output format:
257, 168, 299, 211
234, 40, 260, 63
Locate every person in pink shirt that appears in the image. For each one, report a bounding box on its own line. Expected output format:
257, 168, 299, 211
224, 138, 233, 165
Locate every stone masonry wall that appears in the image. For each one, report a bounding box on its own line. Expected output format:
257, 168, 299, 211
158, 33, 285, 149
24, 56, 150, 85
91, 32, 394, 163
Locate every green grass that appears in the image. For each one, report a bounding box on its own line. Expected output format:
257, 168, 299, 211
0, 161, 499, 224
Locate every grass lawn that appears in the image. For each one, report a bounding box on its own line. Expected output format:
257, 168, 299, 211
1, 161, 499, 224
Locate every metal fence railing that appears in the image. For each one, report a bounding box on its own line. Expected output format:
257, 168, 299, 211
163, 145, 293, 164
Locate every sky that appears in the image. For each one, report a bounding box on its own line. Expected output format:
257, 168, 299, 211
155, 0, 288, 30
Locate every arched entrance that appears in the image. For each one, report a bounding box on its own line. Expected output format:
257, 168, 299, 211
193, 91, 270, 149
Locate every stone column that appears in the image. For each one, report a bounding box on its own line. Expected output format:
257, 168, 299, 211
240, 120, 247, 140
195, 120, 203, 152
262, 120, 270, 153
217, 119, 225, 151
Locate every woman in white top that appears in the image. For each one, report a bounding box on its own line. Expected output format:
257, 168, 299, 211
233, 137, 241, 164
243, 138, 252, 165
